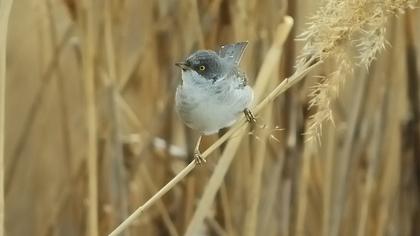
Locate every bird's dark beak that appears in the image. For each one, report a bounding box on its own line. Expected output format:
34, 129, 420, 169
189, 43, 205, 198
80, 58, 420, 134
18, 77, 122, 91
175, 61, 191, 71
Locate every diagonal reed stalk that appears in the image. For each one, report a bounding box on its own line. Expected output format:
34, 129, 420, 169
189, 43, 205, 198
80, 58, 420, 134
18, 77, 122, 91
108, 15, 323, 236
0, 0, 14, 235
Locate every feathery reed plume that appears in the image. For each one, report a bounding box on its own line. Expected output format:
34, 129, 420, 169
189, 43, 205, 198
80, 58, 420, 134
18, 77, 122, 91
298, 0, 416, 144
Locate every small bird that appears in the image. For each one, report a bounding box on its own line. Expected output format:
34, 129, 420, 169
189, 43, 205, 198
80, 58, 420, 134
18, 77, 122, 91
175, 42, 255, 165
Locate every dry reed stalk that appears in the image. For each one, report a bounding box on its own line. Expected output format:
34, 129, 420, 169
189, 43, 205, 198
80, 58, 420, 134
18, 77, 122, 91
190, 0, 205, 49
81, 0, 99, 235
103, 0, 129, 232
279, 180, 292, 236
329, 69, 368, 236
243, 99, 273, 236
182, 177, 195, 233
294, 138, 313, 236
321, 124, 336, 236
356, 105, 383, 236
40, 1, 75, 234
258, 150, 286, 236
108, 16, 324, 236
219, 183, 235, 236
403, 11, 420, 235
0, 0, 14, 235
206, 217, 227, 235
45, 0, 72, 175
376, 20, 405, 236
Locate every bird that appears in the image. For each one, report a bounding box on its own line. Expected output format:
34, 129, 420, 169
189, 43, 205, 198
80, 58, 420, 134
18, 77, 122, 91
175, 41, 255, 165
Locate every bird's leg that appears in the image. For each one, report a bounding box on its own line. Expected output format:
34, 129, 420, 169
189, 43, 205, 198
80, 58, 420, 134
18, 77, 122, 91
193, 135, 206, 166
243, 108, 256, 123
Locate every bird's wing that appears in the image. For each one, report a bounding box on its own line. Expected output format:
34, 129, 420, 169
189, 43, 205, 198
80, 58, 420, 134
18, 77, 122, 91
218, 41, 248, 65
226, 67, 248, 87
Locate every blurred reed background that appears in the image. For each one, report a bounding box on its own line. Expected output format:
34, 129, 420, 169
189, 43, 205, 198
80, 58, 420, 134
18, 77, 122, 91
2, 0, 420, 235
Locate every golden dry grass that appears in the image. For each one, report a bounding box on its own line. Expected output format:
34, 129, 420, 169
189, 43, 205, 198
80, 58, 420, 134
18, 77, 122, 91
1, 0, 420, 236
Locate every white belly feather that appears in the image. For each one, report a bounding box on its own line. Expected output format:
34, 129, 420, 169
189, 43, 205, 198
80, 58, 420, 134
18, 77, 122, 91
175, 71, 253, 135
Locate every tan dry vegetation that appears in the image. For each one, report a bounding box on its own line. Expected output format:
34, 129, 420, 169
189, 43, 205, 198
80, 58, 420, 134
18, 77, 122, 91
1, 0, 420, 236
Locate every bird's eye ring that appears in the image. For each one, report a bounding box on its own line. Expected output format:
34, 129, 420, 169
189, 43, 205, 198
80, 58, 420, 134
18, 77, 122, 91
199, 65, 206, 71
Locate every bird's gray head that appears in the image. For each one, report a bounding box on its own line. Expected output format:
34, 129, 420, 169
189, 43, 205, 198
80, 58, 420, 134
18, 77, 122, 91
176, 50, 226, 81
176, 42, 248, 83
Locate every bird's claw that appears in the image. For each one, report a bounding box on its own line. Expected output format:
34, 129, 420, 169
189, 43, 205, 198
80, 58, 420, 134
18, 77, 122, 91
244, 108, 256, 123
193, 151, 206, 166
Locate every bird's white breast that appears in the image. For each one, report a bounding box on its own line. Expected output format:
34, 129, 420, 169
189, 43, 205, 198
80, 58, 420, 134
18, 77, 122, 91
176, 70, 253, 135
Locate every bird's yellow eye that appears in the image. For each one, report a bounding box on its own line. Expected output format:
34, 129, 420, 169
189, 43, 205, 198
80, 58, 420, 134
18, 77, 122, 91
199, 65, 206, 71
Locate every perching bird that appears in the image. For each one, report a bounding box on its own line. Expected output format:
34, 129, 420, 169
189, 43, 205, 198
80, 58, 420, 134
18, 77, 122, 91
175, 42, 255, 165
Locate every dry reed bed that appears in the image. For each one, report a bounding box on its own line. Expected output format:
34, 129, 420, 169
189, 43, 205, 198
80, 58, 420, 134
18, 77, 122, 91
2, 0, 420, 236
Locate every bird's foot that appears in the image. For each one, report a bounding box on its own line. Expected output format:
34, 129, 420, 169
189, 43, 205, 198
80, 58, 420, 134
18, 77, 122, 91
193, 150, 206, 166
244, 108, 256, 123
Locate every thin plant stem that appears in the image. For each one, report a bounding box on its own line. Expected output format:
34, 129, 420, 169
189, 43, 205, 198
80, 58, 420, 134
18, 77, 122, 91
82, 0, 99, 235
104, 0, 129, 230
0, 0, 14, 235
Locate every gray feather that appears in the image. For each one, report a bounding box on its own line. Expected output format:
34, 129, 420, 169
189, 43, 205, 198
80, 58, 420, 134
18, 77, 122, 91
218, 41, 248, 65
